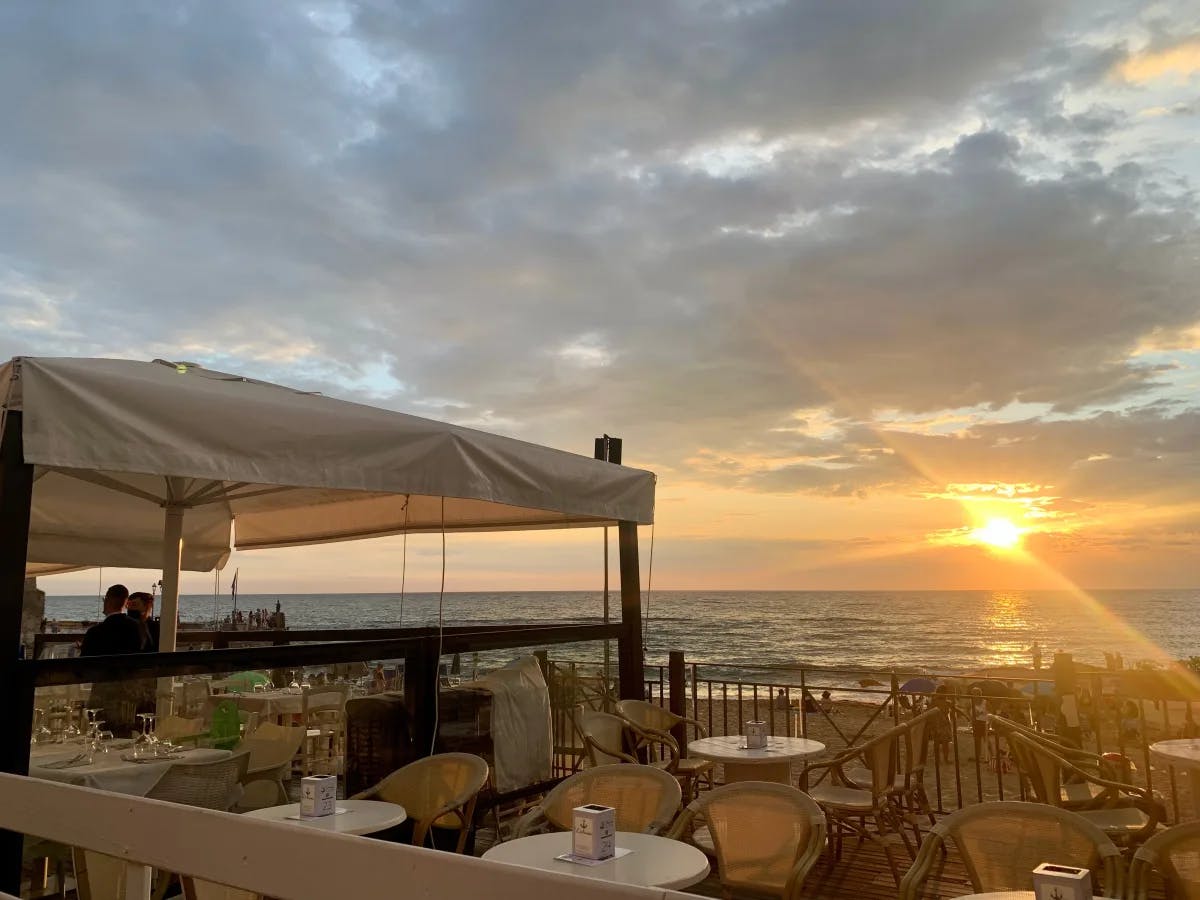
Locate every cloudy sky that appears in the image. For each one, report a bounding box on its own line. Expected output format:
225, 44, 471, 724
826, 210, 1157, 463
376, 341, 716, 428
4, 1, 1199, 594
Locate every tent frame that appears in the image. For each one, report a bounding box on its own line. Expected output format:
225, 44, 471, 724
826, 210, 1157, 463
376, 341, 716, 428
0, 410, 646, 893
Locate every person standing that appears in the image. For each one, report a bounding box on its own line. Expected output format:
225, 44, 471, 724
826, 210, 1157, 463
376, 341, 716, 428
970, 687, 990, 765
81, 585, 143, 736
126, 591, 159, 652
80, 585, 142, 656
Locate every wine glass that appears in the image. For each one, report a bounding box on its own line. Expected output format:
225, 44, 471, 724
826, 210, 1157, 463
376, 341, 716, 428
135, 713, 157, 748
30, 707, 51, 745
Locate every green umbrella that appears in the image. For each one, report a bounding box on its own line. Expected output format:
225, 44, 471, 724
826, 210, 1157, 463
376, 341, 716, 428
224, 670, 271, 692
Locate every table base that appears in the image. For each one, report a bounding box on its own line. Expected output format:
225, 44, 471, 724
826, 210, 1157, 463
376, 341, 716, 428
721, 760, 792, 784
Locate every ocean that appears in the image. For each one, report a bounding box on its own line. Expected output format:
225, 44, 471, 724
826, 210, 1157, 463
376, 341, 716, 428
43, 589, 1200, 675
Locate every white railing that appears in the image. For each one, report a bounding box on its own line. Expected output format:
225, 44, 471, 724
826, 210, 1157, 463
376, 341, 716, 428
1, 774, 688, 900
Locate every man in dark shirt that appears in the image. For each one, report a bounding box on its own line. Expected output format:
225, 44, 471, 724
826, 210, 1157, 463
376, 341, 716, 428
80, 585, 142, 656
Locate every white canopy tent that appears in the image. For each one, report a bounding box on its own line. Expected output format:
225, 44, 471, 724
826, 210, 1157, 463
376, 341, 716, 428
0, 356, 655, 652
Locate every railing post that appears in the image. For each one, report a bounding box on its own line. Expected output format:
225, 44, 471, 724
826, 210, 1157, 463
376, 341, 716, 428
616, 520, 643, 701
668, 651, 686, 754
405, 637, 440, 756
0, 409, 34, 896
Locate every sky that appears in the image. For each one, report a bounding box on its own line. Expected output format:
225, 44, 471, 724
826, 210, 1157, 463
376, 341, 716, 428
3, 1, 1199, 594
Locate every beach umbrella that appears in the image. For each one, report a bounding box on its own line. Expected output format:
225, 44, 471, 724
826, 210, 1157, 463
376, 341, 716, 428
224, 670, 271, 692
968, 679, 1021, 699
900, 677, 937, 694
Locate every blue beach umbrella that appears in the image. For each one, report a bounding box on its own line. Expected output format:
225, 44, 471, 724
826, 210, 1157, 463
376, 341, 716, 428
900, 677, 938, 694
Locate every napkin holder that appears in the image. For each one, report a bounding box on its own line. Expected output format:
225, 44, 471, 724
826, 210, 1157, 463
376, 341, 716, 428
745, 721, 768, 749
573, 804, 616, 860
1032, 862, 1091, 900
300, 774, 337, 818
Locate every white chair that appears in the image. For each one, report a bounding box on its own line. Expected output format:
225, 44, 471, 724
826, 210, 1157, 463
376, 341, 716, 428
301, 684, 350, 776
235, 723, 305, 810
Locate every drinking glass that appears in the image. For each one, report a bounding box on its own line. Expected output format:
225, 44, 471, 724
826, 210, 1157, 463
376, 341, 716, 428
31, 708, 51, 745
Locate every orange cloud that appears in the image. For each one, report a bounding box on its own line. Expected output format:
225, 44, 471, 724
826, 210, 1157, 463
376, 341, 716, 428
1117, 36, 1200, 83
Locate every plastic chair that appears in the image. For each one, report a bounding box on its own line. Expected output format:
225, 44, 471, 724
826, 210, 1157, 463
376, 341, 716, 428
208, 700, 242, 751
145, 751, 250, 811
1129, 820, 1200, 900
234, 723, 305, 810
301, 684, 350, 776
513, 764, 681, 837
71, 849, 127, 900
900, 801, 1123, 900
1005, 730, 1163, 848
616, 699, 714, 802
800, 721, 912, 885
668, 782, 827, 900
352, 752, 489, 852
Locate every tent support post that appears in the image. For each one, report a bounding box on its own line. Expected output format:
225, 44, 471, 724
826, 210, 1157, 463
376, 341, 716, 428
0, 410, 34, 895
159, 496, 185, 653
616, 520, 643, 701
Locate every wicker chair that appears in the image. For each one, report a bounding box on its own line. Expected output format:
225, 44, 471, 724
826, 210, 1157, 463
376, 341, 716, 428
668, 782, 827, 900
145, 751, 250, 811
800, 721, 912, 885
576, 709, 640, 766
234, 723, 305, 810
1129, 821, 1200, 900
1005, 730, 1164, 847
513, 764, 681, 837
899, 801, 1124, 900
352, 752, 489, 852
891, 708, 941, 845
617, 699, 714, 802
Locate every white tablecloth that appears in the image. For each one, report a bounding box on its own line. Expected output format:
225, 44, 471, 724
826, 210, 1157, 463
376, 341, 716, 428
29, 744, 231, 796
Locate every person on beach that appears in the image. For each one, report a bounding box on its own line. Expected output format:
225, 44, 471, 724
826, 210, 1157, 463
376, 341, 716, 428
803, 691, 820, 713
820, 690, 834, 713
774, 689, 788, 710
932, 683, 954, 763
970, 687, 990, 764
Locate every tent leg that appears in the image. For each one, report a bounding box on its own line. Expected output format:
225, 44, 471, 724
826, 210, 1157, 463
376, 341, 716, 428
0, 410, 34, 895
617, 520, 643, 701
158, 500, 185, 653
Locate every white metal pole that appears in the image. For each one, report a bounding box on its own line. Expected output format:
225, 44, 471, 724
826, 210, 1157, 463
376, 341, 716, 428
158, 504, 185, 653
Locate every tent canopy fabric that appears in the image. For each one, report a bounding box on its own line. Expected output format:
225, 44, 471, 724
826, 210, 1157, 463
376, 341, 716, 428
1, 357, 656, 575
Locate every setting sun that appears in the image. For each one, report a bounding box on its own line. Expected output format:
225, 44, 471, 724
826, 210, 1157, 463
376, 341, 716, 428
972, 518, 1024, 550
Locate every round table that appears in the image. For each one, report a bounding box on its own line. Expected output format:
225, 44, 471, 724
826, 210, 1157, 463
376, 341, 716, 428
688, 735, 826, 784
243, 799, 407, 836
482, 831, 710, 890
1150, 738, 1200, 819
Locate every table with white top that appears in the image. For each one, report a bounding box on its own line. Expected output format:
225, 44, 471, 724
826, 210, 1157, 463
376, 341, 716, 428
687, 735, 826, 785
29, 744, 231, 796
243, 800, 408, 836
210, 689, 305, 723
952, 893, 1111, 900
482, 832, 710, 891
1150, 738, 1200, 819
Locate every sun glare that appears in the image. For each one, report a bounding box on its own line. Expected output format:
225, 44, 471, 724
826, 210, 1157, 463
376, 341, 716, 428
972, 518, 1023, 550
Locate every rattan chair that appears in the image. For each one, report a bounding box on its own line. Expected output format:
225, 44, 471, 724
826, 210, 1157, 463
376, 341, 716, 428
617, 699, 715, 802
1129, 821, 1200, 900
513, 764, 681, 837
1005, 730, 1163, 847
234, 723, 305, 810
145, 750, 250, 811
668, 782, 827, 900
899, 801, 1124, 900
576, 709, 640, 766
800, 721, 912, 885
891, 708, 940, 845
352, 752, 489, 852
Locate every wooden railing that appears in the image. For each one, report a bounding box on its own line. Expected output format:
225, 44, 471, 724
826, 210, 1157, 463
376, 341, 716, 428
1, 773, 688, 900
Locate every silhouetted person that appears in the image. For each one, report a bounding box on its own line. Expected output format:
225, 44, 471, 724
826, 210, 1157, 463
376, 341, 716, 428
127, 591, 159, 652
80, 585, 141, 656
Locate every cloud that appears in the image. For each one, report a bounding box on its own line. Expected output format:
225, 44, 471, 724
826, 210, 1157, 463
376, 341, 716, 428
1116, 34, 1200, 84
